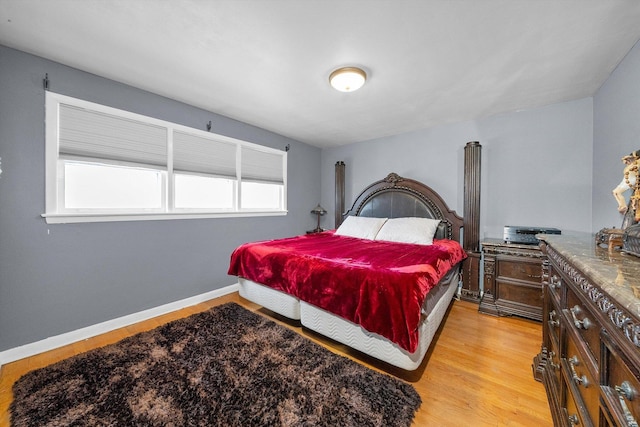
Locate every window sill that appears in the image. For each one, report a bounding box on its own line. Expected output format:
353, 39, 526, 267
41, 210, 287, 224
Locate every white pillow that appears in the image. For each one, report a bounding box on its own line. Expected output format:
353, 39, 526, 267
335, 216, 388, 240
374, 217, 441, 245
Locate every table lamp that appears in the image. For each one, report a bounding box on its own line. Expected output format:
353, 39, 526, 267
310, 204, 327, 233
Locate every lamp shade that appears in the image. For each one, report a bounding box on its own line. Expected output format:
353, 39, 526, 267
329, 67, 366, 92
310, 204, 327, 215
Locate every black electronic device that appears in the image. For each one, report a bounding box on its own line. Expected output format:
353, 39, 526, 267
503, 225, 561, 245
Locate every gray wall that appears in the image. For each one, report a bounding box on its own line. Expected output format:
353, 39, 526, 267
0, 46, 321, 352
593, 39, 640, 230
321, 98, 594, 238
4, 37, 638, 353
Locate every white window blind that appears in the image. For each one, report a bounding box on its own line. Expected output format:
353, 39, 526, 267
59, 104, 167, 167
44, 91, 287, 223
241, 146, 285, 184
173, 131, 237, 177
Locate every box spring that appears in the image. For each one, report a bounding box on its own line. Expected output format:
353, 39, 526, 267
238, 268, 459, 371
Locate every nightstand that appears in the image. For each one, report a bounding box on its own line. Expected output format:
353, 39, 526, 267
478, 238, 545, 321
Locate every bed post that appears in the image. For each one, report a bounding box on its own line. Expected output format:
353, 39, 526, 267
461, 141, 482, 302
335, 161, 345, 228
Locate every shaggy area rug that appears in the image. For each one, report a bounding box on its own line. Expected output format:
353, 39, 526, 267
10, 303, 421, 426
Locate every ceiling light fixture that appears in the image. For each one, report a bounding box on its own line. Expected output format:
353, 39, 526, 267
329, 67, 367, 92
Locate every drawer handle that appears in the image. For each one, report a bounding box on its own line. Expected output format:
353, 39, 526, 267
523, 270, 542, 279
570, 305, 593, 330
568, 414, 580, 426
568, 356, 590, 388
550, 275, 561, 289
617, 381, 637, 401
548, 351, 559, 371
615, 381, 639, 427
549, 310, 560, 327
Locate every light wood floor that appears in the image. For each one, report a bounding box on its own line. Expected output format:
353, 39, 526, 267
0, 293, 552, 426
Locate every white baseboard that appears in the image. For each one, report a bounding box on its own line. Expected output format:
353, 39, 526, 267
0, 284, 239, 370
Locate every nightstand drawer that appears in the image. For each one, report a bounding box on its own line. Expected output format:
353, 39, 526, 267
497, 259, 542, 283
495, 279, 542, 309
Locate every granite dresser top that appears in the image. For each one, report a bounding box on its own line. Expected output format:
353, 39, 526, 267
538, 231, 640, 319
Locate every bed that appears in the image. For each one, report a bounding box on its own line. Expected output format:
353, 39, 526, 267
228, 173, 466, 370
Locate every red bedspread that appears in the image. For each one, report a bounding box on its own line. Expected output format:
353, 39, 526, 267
228, 232, 467, 353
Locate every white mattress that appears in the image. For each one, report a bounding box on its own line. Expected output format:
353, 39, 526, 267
237, 268, 459, 371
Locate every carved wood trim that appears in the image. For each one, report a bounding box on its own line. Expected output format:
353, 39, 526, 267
483, 246, 546, 259
484, 259, 495, 276
383, 172, 404, 185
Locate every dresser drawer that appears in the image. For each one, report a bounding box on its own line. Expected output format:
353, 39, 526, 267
548, 294, 562, 350
565, 286, 600, 370
601, 332, 640, 427
547, 338, 562, 392
497, 258, 542, 283
564, 334, 599, 424
547, 272, 563, 306
563, 374, 595, 427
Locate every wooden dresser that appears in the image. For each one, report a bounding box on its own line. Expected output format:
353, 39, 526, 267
479, 238, 545, 321
533, 233, 640, 427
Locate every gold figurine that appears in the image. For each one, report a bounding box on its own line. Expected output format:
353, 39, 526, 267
613, 149, 640, 226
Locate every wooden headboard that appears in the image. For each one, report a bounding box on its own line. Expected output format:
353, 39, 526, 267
342, 172, 463, 242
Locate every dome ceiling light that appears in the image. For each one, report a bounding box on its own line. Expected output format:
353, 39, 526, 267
329, 67, 367, 92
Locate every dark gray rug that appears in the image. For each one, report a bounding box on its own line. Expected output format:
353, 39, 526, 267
10, 302, 421, 426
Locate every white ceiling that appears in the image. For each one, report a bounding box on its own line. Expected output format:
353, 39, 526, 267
2, 1, 640, 148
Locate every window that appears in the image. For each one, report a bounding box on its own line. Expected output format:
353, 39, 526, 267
63, 161, 164, 210
44, 92, 287, 223
241, 181, 284, 210
174, 174, 234, 209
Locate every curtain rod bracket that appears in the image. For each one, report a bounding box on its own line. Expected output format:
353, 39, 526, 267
43, 73, 49, 91
206, 120, 212, 132
285, 144, 290, 152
